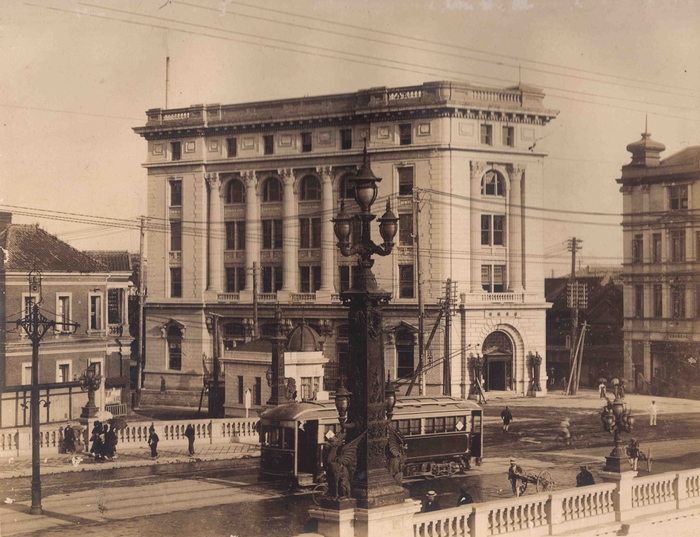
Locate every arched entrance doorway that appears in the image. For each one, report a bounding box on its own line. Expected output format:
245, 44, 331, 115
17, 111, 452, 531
482, 331, 514, 391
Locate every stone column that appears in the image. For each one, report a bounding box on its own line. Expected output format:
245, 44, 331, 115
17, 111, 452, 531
243, 171, 260, 292
205, 173, 224, 293
470, 161, 487, 293
318, 166, 336, 297
507, 164, 525, 293
280, 169, 298, 293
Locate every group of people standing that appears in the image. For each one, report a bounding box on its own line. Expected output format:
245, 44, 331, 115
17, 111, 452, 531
147, 423, 197, 459
89, 421, 118, 462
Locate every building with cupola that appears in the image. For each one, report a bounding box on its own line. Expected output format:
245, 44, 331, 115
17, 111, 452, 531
133, 80, 559, 406
617, 128, 700, 395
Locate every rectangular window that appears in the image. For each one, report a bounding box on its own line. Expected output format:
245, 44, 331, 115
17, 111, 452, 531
107, 288, 121, 325
399, 123, 412, 145
399, 213, 413, 246
226, 221, 245, 250
399, 264, 415, 298
22, 364, 32, 385
652, 233, 662, 263
226, 267, 246, 292
340, 266, 358, 292
480, 124, 493, 145
170, 268, 182, 298
493, 265, 506, 293
262, 220, 283, 250
672, 284, 686, 318
300, 266, 322, 293
238, 376, 244, 404
634, 285, 644, 318
57, 295, 71, 332
227, 137, 237, 157
301, 132, 312, 152
24, 295, 36, 317
261, 266, 283, 293
503, 126, 514, 147
671, 230, 686, 262
263, 135, 274, 155
669, 184, 688, 210
90, 295, 102, 330
340, 129, 352, 150
168, 338, 182, 370
57, 363, 70, 383
170, 179, 182, 206
398, 167, 414, 196
653, 284, 663, 318
481, 265, 492, 292
255, 377, 262, 406
632, 234, 643, 263
171, 141, 181, 161
300, 218, 321, 248
493, 215, 505, 246
481, 215, 491, 245
170, 221, 182, 252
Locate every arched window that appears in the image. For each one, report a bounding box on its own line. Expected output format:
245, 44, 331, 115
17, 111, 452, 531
481, 170, 505, 196
340, 174, 355, 200
262, 177, 283, 202
167, 326, 183, 370
396, 327, 416, 380
226, 179, 245, 204
300, 175, 321, 201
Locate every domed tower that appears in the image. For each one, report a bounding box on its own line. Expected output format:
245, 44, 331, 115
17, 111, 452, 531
623, 121, 666, 168
285, 321, 328, 401
286, 321, 323, 353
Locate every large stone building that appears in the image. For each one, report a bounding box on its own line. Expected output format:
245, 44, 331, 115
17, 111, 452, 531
617, 130, 700, 394
133, 81, 558, 406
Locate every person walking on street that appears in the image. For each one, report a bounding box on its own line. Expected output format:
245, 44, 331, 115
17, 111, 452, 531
423, 491, 441, 512
63, 424, 76, 454
148, 425, 159, 459
185, 423, 195, 456
576, 465, 595, 487
501, 406, 513, 432
105, 424, 118, 460
90, 420, 105, 462
648, 400, 658, 426
559, 417, 572, 446
627, 438, 640, 470
598, 381, 607, 398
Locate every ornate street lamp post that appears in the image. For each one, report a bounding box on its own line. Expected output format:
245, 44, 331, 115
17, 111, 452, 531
266, 305, 290, 406
79, 365, 102, 420
332, 142, 405, 509
600, 394, 635, 472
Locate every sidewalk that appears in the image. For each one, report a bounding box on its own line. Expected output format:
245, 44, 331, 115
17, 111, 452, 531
0, 442, 261, 479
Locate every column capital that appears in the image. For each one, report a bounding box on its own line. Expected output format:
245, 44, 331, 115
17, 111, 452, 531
316, 165, 333, 182
204, 172, 220, 190
242, 170, 257, 189
279, 168, 295, 186
470, 160, 488, 180
506, 164, 526, 180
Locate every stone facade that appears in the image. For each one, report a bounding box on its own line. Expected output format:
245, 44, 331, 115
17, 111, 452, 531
617, 131, 700, 393
134, 81, 558, 403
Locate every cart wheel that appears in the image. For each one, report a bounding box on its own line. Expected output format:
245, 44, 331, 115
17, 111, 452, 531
311, 482, 329, 506
536, 470, 554, 492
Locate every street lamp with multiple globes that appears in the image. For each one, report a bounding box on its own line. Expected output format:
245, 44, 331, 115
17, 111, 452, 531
79, 365, 102, 420
600, 394, 635, 472
331, 141, 406, 509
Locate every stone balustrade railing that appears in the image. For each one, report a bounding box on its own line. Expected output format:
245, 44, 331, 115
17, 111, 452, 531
412, 469, 700, 537
0, 417, 260, 457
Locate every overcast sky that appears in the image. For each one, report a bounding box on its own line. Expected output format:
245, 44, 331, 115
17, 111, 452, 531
1, 0, 699, 276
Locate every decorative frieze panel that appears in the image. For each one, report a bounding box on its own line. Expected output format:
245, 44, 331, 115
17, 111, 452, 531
208, 139, 219, 152
299, 249, 321, 262
185, 141, 196, 153
241, 137, 255, 149
169, 251, 182, 265
418, 123, 431, 136
521, 128, 535, 141
153, 143, 164, 155
279, 134, 294, 148
318, 131, 333, 146
396, 197, 412, 213
377, 126, 391, 139
261, 250, 283, 262
169, 206, 182, 220
261, 203, 283, 217
224, 251, 245, 263
459, 122, 475, 136
298, 200, 322, 216
224, 206, 245, 219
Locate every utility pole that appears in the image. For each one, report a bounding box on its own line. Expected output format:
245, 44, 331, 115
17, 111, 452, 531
252, 261, 259, 339
459, 294, 467, 399
443, 279, 457, 396
135, 216, 146, 408
566, 237, 583, 395
414, 189, 425, 395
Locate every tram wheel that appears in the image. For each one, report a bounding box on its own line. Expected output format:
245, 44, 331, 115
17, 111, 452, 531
536, 470, 554, 492
312, 482, 328, 506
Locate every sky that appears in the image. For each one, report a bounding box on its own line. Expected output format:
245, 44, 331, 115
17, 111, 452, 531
1, 0, 699, 276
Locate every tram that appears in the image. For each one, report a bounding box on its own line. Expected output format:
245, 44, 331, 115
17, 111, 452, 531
259, 396, 483, 487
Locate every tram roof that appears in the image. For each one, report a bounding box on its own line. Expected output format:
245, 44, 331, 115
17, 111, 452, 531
260, 396, 481, 423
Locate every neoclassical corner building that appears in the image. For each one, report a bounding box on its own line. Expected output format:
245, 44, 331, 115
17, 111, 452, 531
133, 81, 558, 406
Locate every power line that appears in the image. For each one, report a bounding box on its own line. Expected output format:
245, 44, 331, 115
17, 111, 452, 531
0, 102, 142, 121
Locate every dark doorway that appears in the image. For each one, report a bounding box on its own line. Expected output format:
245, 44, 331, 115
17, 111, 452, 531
482, 330, 514, 391
487, 360, 506, 391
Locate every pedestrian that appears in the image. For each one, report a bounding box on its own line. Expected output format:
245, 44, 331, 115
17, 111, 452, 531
508, 459, 525, 497
626, 439, 640, 471
185, 423, 195, 456
648, 400, 658, 427
148, 425, 159, 459
501, 406, 513, 432
90, 420, 105, 461
423, 491, 441, 512
456, 483, 474, 506
559, 417, 571, 446
598, 381, 607, 399
63, 424, 76, 454
160, 376, 166, 393
576, 465, 595, 487
612, 378, 620, 399
105, 424, 118, 460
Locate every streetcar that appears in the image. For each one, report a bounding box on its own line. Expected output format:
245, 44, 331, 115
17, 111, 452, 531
258, 396, 483, 488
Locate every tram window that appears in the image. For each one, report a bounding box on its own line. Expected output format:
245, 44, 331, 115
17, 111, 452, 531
268, 427, 282, 448
445, 416, 456, 432
425, 418, 435, 434
435, 417, 446, 433
283, 427, 294, 450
